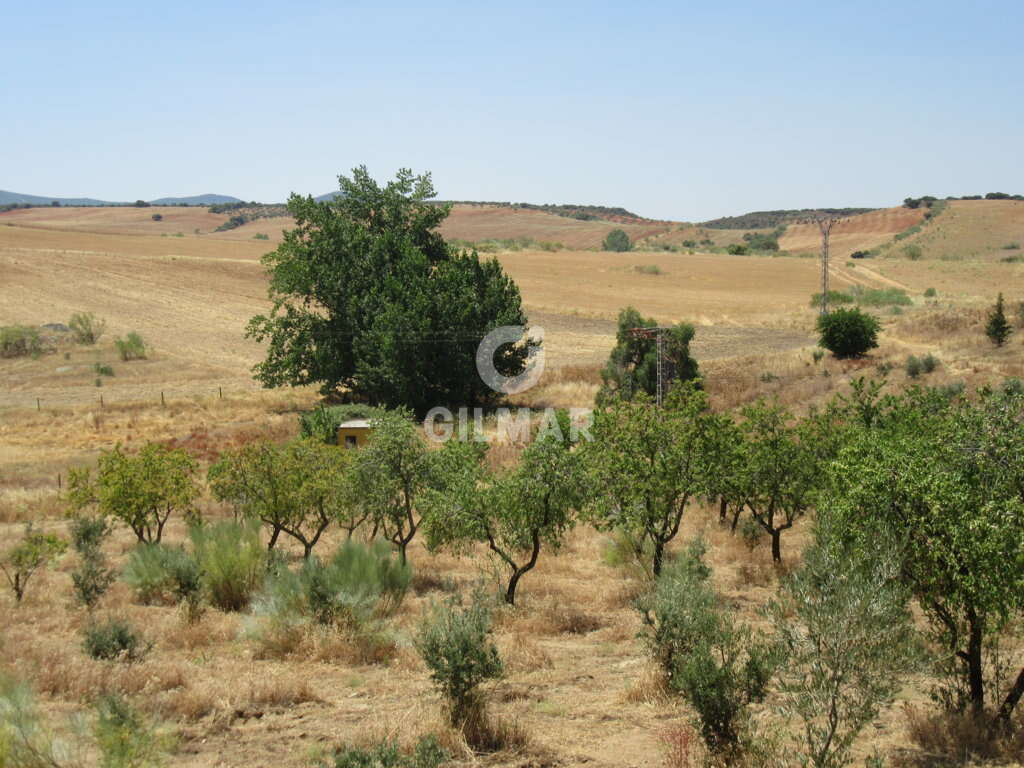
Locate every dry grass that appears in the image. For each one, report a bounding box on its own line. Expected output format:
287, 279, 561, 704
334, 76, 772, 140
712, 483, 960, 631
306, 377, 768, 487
898, 706, 1024, 766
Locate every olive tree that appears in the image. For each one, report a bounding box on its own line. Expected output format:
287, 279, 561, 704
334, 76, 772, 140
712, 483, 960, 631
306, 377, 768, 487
584, 383, 720, 577
422, 432, 580, 605
771, 521, 920, 767
69, 443, 199, 544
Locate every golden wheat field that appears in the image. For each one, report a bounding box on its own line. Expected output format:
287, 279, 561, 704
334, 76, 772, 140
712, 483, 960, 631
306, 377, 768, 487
1, 203, 1023, 767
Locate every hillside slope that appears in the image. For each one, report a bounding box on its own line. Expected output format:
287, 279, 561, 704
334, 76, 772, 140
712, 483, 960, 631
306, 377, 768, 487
779, 206, 926, 257
884, 199, 1024, 260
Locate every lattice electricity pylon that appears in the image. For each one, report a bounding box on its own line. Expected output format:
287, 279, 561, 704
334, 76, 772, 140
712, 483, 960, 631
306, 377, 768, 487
628, 326, 672, 406
808, 212, 842, 315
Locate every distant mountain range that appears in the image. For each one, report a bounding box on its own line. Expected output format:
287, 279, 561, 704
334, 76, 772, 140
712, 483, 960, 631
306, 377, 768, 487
0, 190, 243, 207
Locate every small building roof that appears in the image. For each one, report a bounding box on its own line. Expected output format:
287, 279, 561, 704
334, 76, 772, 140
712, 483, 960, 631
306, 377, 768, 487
338, 419, 372, 429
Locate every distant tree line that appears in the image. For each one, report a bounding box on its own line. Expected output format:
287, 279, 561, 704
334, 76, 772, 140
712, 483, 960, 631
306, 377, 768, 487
904, 192, 1024, 208
702, 208, 875, 230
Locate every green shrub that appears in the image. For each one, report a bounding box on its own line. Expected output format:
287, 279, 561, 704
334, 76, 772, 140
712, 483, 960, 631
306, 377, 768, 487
639, 540, 775, 751
905, 355, 923, 378
247, 540, 410, 654
115, 332, 147, 361
94, 362, 115, 377
70, 516, 115, 610
415, 590, 503, 725
190, 520, 266, 611
921, 353, 939, 373
123, 543, 200, 606
253, 233, 270, 240
1003, 377, 1024, 396
69, 312, 106, 344
0, 674, 74, 767
726, 243, 748, 255
903, 244, 923, 260
633, 264, 663, 275
0, 325, 42, 358
809, 290, 854, 308
851, 285, 911, 307
150, 213, 163, 222
1003, 242, 1021, 250
924, 287, 937, 298
94, 694, 174, 767
83, 618, 149, 662
322, 736, 447, 768
817, 308, 881, 358
602, 229, 632, 252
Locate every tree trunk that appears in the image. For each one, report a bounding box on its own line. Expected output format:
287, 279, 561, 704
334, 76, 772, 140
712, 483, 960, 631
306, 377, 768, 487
718, 497, 728, 524
996, 667, 1024, 725
770, 529, 782, 563
267, 526, 281, 550
966, 607, 985, 713
652, 539, 665, 577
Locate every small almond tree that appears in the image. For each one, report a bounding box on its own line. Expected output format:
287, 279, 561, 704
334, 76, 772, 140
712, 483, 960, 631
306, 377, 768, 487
348, 409, 433, 564
1, 525, 67, 603
734, 401, 820, 562
70, 443, 199, 544
422, 429, 580, 605
584, 383, 721, 576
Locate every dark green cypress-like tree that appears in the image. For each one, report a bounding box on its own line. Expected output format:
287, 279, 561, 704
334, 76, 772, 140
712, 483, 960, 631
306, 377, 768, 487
985, 292, 1013, 347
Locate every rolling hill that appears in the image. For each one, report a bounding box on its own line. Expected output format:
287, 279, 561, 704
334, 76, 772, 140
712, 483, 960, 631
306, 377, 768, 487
0, 189, 242, 207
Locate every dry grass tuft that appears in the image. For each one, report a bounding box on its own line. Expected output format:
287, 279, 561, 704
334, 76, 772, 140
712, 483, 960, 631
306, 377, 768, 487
499, 631, 553, 672
660, 722, 705, 768
623, 664, 673, 705
244, 672, 320, 708
897, 706, 1024, 766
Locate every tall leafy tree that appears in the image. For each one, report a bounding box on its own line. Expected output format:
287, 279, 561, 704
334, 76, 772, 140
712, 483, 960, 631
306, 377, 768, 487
422, 432, 581, 605
584, 382, 720, 576
246, 166, 531, 411
598, 306, 699, 404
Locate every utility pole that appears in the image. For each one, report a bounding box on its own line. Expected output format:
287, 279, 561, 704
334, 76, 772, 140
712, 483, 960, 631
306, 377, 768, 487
810, 212, 841, 315
628, 326, 670, 406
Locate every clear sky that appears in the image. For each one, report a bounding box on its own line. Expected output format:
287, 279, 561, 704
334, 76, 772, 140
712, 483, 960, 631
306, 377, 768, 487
3, 1, 1022, 221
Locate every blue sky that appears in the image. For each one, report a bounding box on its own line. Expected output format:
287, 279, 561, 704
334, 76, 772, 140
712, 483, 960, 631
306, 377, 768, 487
3, 1, 1022, 220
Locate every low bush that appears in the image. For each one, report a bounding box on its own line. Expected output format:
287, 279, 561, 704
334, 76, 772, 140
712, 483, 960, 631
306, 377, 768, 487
94, 362, 115, 376
415, 590, 503, 726
603, 229, 632, 252
150, 213, 163, 222
817, 308, 881, 358
639, 540, 775, 752
246, 540, 410, 656
115, 332, 147, 361
903, 244, 923, 260
253, 233, 269, 240
726, 244, 748, 255
190, 520, 266, 611
924, 287, 937, 297
634, 264, 663, 275
94, 694, 175, 767
905, 355, 923, 378
809, 291, 855, 308
69, 312, 106, 345
322, 736, 448, 768
0, 325, 43, 358
123, 543, 200, 606
70, 515, 115, 610
83, 618, 150, 662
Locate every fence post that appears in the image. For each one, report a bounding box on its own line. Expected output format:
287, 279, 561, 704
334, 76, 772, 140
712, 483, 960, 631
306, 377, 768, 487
57, 473, 61, 490
161, 391, 165, 407
37, 398, 41, 411
219, 386, 223, 399
100, 394, 104, 408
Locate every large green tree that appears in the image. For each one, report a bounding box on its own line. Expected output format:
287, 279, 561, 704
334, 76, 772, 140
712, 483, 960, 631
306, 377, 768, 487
598, 307, 699, 404
246, 167, 531, 411
828, 386, 1024, 719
